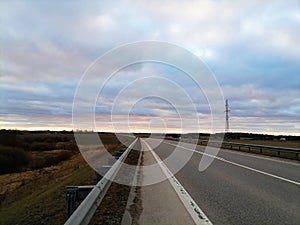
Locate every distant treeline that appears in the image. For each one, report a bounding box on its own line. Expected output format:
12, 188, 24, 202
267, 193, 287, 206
1, 130, 299, 140
222, 132, 300, 141
165, 132, 300, 141
0, 130, 79, 174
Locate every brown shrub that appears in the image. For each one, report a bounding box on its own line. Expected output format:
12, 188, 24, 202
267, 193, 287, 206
29, 151, 74, 170
0, 145, 31, 174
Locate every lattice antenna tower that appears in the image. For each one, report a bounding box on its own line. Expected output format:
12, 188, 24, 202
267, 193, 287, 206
225, 99, 230, 133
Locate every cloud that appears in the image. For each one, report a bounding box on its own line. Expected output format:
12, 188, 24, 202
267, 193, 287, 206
222, 85, 300, 118
0, 0, 299, 134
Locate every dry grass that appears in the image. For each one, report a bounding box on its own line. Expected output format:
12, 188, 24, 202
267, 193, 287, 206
0, 136, 124, 225
0, 153, 95, 225
195, 138, 300, 160
224, 139, 300, 149
28, 150, 75, 170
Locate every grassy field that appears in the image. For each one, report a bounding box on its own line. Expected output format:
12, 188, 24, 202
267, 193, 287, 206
178, 134, 300, 160
196, 138, 300, 160
0, 153, 95, 225
223, 139, 300, 149
0, 131, 124, 225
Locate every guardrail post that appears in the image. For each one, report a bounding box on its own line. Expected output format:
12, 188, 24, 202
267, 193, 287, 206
65, 186, 95, 219
66, 187, 77, 218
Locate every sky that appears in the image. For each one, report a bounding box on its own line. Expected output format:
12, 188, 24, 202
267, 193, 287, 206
0, 0, 300, 135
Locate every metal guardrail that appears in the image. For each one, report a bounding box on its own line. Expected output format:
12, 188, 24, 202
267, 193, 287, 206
66, 185, 95, 218
198, 140, 300, 159
64, 138, 138, 225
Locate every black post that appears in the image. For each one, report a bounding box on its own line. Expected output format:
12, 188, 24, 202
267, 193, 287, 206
66, 187, 78, 218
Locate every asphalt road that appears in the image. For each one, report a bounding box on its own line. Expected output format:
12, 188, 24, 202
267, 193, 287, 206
144, 138, 300, 225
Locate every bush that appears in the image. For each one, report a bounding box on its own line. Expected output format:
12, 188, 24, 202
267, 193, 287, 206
0, 145, 31, 174
55, 141, 78, 151
0, 131, 22, 148
21, 134, 76, 151
30, 151, 74, 170
30, 142, 56, 151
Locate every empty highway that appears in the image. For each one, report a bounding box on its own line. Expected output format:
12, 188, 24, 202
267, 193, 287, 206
140, 138, 300, 225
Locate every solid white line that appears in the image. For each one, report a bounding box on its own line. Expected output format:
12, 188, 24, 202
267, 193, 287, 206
142, 139, 213, 225
165, 141, 300, 186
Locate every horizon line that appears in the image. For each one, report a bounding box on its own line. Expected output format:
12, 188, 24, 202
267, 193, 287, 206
1, 128, 299, 137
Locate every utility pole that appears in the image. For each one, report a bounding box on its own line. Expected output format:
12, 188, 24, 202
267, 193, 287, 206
225, 99, 230, 133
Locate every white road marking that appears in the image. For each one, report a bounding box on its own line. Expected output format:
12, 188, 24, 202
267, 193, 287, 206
165, 141, 300, 186
142, 139, 213, 225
